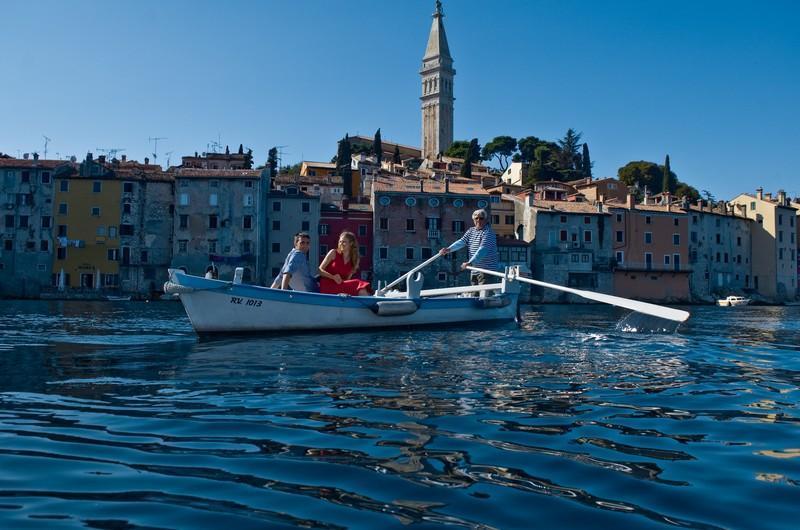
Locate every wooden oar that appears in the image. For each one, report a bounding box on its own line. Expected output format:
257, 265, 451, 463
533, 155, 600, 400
466, 265, 690, 323
376, 253, 442, 295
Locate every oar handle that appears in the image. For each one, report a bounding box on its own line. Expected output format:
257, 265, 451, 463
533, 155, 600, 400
377, 253, 442, 295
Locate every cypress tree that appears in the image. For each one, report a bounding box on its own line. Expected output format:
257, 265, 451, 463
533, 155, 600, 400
238, 143, 244, 155
393, 145, 401, 164
460, 138, 479, 179
338, 135, 352, 197
267, 147, 278, 177
373, 128, 383, 165
581, 143, 592, 179
662, 154, 672, 193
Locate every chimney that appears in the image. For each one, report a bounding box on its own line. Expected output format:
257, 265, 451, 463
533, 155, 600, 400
696, 198, 703, 209
144, 157, 150, 165
121, 154, 127, 162
642, 186, 649, 205
23, 153, 29, 160
341, 196, 350, 210
445, 179, 450, 193
98, 155, 106, 164
756, 187, 763, 200
596, 201, 603, 213
419, 179, 424, 192
665, 192, 672, 212
627, 193, 635, 210
33, 152, 39, 161
778, 189, 786, 205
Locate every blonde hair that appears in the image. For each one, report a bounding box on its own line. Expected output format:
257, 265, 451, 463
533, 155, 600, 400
337, 231, 360, 271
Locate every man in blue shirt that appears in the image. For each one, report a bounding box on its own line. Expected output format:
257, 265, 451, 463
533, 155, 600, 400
439, 208, 499, 285
271, 232, 318, 291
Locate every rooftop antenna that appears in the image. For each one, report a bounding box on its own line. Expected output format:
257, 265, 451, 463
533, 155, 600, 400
148, 136, 167, 162
96, 147, 126, 160
164, 150, 174, 167
276, 145, 289, 168
43, 135, 52, 159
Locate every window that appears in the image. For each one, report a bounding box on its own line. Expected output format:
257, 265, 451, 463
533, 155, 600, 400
664, 255, 671, 265
208, 240, 217, 254
583, 230, 592, 243
3, 239, 12, 251
673, 254, 681, 271
179, 193, 189, 206
645, 252, 653, 270
406, 219, 415, 231
179, 214, 188, 229
319, 224, 329, 235
691, 231, 697, 243
91, 207, 100, 216
560, 229, 568, 242
358, 224, 367, 237
616, 251, 624, 264
243, 215, 253, 230
438, 272, 447, 282
673, 233, 680, 245
302, 202, 310, 213
379, 217, 388, 230
58, 203, 67, 214
571, 254, 579, 263
379, 247, 389, 260
57, 247, 66, 259
490, 195, 500, 203
178, 240, 188, 253
243, 194, 253, 207
4, 215, 12, 228
359, 245, 366, 257
140, 250, 148, 263
505, 215, 514, 225
272, 220, 280, 230
421, 247, 432, 259
123, 203, 131, 214
59, 180, 69, 192
272, 242, 281, 253
180, 179, 188, 187
40, 240, 49, 252
491, 214, 500, 224
109, 226, 117, 238
560, 215, 567, 223
645, 232, 652, 244
405, 247, 415, 260
584, 216, 591, 224
107, 248, 120, 261
93, 181, 102, 193
206, 214, 220, 229
778, 214, 783, 225
242, 240, 252, 254
210, 180, 219, 188
692, 215, 698, 224
716, 252, 721, 262
320, 244, 328, 255
41, 171, 51, 184
778, 231, 783, 243
57, 225, 67, 237
674, 218, 679, 226
209, 193, 218, 206
302, 221, 310, 231
272, 201, 281, 212
96, 226, 106, 237
18, 215, 28, 228
581, 254, 589, 263
41, 216, 51, 229
245, 180, 253, 188
616, 213, 623, 223
615, 230, 623, 243
452, 220, 464, 233
737, 236, 742, 247
645, 216, 651, 224
21, 171, 30, 183
123, 182, 134, 193
120, 224, 134, 236
724, 252, 729, 263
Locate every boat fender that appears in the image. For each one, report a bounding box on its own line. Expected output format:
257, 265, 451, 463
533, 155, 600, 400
477, 295, 510, 309
370, 299, 419, 316
163, 281, 194, 295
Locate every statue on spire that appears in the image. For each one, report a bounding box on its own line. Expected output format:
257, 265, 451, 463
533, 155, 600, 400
435, 0, 443, 17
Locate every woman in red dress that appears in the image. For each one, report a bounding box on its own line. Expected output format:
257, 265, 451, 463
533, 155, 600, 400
318, 231, 372, 296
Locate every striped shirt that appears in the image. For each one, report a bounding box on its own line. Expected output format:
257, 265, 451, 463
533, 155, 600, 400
448, 225, 499, 272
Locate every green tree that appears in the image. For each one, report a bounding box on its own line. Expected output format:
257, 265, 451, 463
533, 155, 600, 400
337, 134, 353, 196
238, 144, 244, 155
556, 128, 582, 170
243, 148, 253, 169
618, 161, 662, 193
392, 145, 401, 164
461, 138, 480, 179
373, 128, 383, 165
444, 140, 470, 159
481, 136, 517, 171
662, 154, 673, 193
267, 147, 278, 176
581, 143, 592, 179
517, 136, 541, 164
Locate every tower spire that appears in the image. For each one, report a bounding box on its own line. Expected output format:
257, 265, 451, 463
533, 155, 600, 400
420, 1, 455, 160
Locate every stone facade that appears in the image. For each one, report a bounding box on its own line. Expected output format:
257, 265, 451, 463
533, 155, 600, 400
0, 157, 62, 297
265, 186, 321, 283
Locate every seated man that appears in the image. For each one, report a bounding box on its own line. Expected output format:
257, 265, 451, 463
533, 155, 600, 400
270, 232, 318, 292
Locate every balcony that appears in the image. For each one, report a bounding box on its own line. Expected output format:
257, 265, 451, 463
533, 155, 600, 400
427, 229, 441, 239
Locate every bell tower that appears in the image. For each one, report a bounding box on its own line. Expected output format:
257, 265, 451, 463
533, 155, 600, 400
420, 0, 455, 160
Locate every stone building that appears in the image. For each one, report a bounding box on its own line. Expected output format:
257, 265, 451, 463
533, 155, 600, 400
265, 185, 321, 283
420, 1, 455, 160
729, 189, 797, 301
515, 194, 613, 302
371, 176, 490, 289
171, 168, 270, 284
0, 155, 63, 297
686, 200, 752, 302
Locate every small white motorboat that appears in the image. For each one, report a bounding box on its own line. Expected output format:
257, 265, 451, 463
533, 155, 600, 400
717, 295, 751, 307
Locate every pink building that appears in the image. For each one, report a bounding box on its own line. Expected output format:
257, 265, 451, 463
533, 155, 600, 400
318, 202, 373, 281
610, 195, 691, 302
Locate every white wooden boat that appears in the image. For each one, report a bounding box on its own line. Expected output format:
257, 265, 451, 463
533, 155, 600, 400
717, 295, 751, 307
164, 267, 521, 334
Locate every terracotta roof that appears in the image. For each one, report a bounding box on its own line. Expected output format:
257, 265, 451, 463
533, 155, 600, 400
606, 201, 688, 214
529, 199, 610, 214
372, 177, 488, 196
573, 177, 620, 188
0, 159, 71, 169
302, 161, 336, 169
173, 168, 262, 179
274, 173, 343, 185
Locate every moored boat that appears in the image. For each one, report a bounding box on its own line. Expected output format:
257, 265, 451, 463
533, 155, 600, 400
717, 295, 751, 307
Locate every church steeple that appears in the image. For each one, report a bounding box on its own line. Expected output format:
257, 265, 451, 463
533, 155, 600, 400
420, 0, 455, 161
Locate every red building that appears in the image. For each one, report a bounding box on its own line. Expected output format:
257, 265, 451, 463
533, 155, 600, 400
318, 202, 374, 281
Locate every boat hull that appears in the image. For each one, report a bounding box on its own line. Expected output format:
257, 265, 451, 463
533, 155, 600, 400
167, 271, 519, 334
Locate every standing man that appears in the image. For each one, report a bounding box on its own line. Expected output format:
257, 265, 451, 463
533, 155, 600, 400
439, 208, 499, 284
271, 232, 318, 291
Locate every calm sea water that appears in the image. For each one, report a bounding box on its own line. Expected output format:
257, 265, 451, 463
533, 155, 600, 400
0, 300, 798, 530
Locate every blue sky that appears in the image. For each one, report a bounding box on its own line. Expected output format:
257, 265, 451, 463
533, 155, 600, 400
2, 0, 798, 199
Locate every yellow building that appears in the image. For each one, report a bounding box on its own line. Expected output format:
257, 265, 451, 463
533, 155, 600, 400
52, 155, 122, 291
